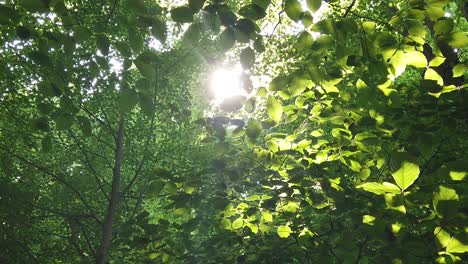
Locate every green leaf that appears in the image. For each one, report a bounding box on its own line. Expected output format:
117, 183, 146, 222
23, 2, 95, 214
433, 186, 459, 218
269, 75, 288, 92
165, 182, 177, 194
391, 161, 420, 191
16, 26, 31, 40
152, 19, 167, 43
244, 97, 256, 113
285, 0, 302, 22
239, 4, 266, 20
434, 227, 451, 249
147, 180, 165, 197
220, 95, 246, 112
134, 58, 156, 80
96, 34, 110, 56
218, 28, 235, 51
118, 89, 139, 113
428, 56, 445, 67
266, 96, 283, 123
236, 19, 258, 38
357, 182, 401, 195
189, 0, 205, 12
262, 211, 273, 222
18, 0, 48, 12
170, 6, 194, 23
434, 18, 453, 36
184, 23, 203, 44
420, 79, 441, 93
277, 225, 291, 238
362, 215, 376, 225
257, 87, 267, 97
246, 195, 261, 201
31, 117, 50, 132
384, 193, 406, 214
301, 11, 313, 27
253, 0, 270, 9
217, 6, 237, 26
0, 4, 19, 25
448, 32, 468, 48
245, 118, 262, 140
296, 31, 313, 50
434, 227, 468, 253
306, 0, 322, 12
138, 93, 154, 116
174, 207, 188, 216
114, 41, 132, 58
29, 51, 51, 67
404, 51, 427, 68
220, 219, 231, 229
240, 47, 255, 70
446, 238, 468, 253
446, 161, 468, 181
56, 114, 74, 130
453, 64, 465, 78
283, 201, 299, 213
75, 26, 92, 42
425, 68, 443, 86
38, 81, 61, 97
311, 19, 334, 35
127, 0, 145, 13
41, 136, 52, 152
246, 223, 259, 234
232, 218, 244, 229
76, 116, 92, 136
128, 27, 144, 54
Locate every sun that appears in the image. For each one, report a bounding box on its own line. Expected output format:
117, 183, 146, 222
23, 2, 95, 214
209, 66, 245, 104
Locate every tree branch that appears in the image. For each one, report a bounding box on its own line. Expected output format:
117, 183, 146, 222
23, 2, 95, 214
343, 0, 357, 17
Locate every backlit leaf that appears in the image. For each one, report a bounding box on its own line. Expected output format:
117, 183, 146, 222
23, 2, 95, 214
118, 89, 139, 113
56, 114, 74, 130
277, 225, 291, 238
266, 96, 283, 123
448, 32, 468, 48
245, 118, 262, 140
240, 47, 255, 70
391, 161, 420, 191
147, 180, 165, 197
232, 218, 244, 229
253, 0, 270, 9
306, 0, 321, 12
189, 0, 205, 12
453, 64, 465, 78
239, 4, 266, 20
433, 186, 459, 218
219, 28, 235, 51
424, 68, 443, 86
152, 19, 167, 43
96, 34, 110, 56
357, 182, 401, 195
404, 51, 427, 68
261, 211, 273, 222
285, 0, 302, 22
171, 6, 194, 23
220, 219, 231, 229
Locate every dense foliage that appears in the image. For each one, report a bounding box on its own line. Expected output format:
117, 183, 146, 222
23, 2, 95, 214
0, 0, 467, 263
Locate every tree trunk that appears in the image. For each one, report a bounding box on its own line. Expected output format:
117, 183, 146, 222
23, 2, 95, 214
96, 117, 125, 264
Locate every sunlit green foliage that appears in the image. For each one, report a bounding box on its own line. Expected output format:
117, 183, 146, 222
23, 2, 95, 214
0, 0, 467, 263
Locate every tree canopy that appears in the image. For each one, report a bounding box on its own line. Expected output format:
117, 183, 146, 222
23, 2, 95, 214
0, 0, 467, 263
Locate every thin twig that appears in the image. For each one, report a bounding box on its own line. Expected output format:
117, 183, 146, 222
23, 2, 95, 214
343, 0, 357, 17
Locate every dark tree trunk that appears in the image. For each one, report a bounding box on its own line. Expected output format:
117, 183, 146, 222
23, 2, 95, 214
96, 117, 125, 264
